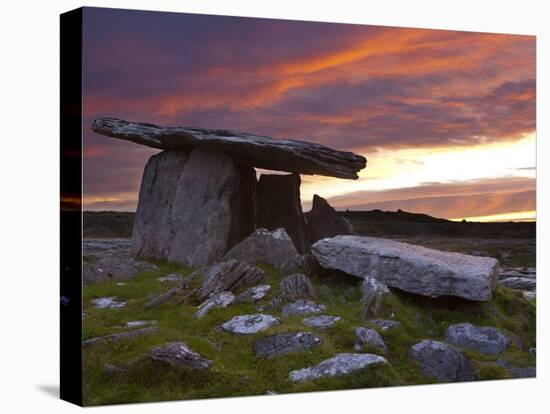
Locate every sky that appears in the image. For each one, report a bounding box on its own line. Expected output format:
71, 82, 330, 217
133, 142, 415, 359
82, 7, 536, 222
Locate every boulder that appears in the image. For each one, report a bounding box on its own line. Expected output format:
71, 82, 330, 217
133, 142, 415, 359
149, 342, 212, 369
235, 285, 272, 304
133, 148, 257, 268
355, 327, 387, 353
92, 117, 367, 179
289, 353, 387, 382
279, 274, 316, 301
409, 340, 474, 382
223, 228, 301, 270
255, 332, 321, 358
257, 173, 310, 253
221, 314, 280, 335
302, 315, 341, 329
312, 236, 499, 301
83, 253, 157, 286
144, 260, 266, 309
195, 291, 235, 319
305, 194, 355, 242
444, 323, 508, 355
282, 300, 326, 316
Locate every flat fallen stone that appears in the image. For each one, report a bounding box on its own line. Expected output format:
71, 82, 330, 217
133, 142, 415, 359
302, 315, 341, 329
255, 332, 321, 358
235, 285, 272, 304
312, 236, 499, 301
158, 273, 184, 282
289, 353, 387, 382
368, 319, 401, 331
355, 327, 387, 353
409, 340, 474, 382
91, 296, 127, 309
149, 342, 212, 369
221, 314, 280, 335
499, 277, 536, 291
223, 228, 301, 271
445, 323, 508, 355
92, 117, 367, 179
282, 300, 326, 316
195, 291, 235, 319
83, 326, 158, 346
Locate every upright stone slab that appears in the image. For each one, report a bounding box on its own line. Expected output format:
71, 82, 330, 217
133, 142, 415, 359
305, 194, 355, 242
132, 150, 187, 259
257, 173, 310, 253
133, 148, 257, 267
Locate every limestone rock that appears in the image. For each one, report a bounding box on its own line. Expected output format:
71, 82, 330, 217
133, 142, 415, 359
83, 326, 157, 346
289, 353, 387, 382
355, 327, 387, 353
83, 253, 157, 286
498, 277, 536, 291
257, 173, 310, 253
368, 319, 400, 331
158, 273, 183, 282
144, 260, 266, 309
91, 297, 127, 309
445, 323, 508, 355
92, 117, 367, 179
496, 360, 536, 378
523, 291, 536, 301
360, 277, 390, 318
305, 194, 355, 242
282, 300, 326, 316
221, 314, 280, 335
124, 320, 157, 328
195, 291, 235, 319
223, 228, 301, 270
149, 342, 212, 369
133, 148, 257, 268
235, 285, 271, 304
255, 332, 321, 358
302, 315, 341, 329
409, 340, 474, 382
279, 273, 316, 301
312, 236, 499, 301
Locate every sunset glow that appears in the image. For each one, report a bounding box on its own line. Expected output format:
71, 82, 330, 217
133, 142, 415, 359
82, 8, 535, 221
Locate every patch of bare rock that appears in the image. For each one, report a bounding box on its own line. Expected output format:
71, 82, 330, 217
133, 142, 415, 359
221, 314, 280, 335
255, 332, 321, 358
302, 315, 341, 329
289, 353, 387, 382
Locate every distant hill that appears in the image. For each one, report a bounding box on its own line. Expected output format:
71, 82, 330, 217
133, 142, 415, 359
340, 209, 535, 239
83, 209, 535, 239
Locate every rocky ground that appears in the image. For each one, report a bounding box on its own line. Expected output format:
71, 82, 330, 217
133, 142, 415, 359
82, 235, 536, 406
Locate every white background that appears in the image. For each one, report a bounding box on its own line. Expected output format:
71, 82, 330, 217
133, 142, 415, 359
0, 0, 547, 412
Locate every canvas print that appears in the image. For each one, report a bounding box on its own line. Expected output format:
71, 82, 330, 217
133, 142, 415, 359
63, 6, 536, 406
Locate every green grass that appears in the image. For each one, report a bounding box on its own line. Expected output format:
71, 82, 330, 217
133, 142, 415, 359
83, 257, 536, 406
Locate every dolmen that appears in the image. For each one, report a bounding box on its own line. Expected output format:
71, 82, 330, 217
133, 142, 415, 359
92, 117, 366, 266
